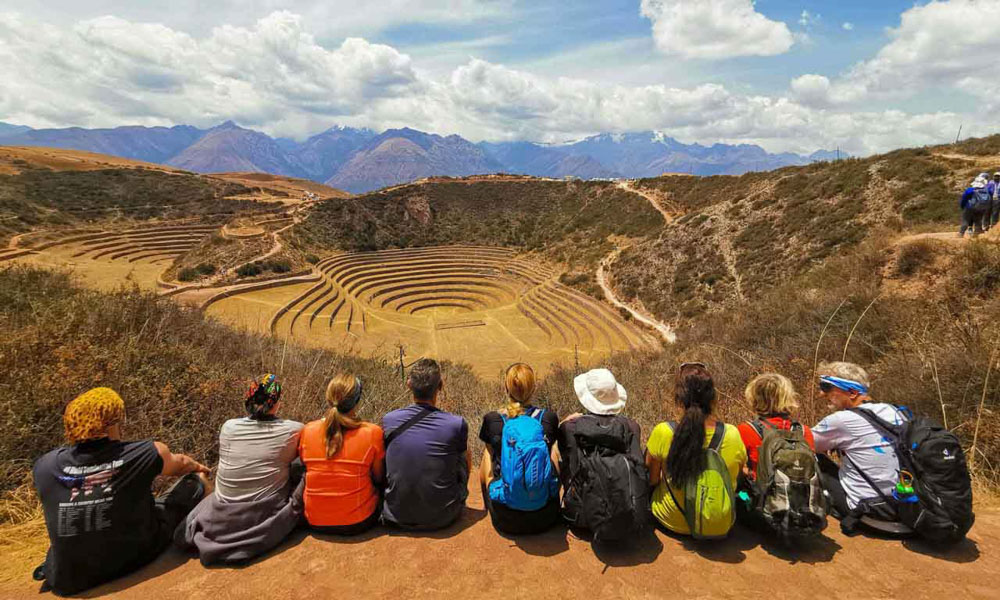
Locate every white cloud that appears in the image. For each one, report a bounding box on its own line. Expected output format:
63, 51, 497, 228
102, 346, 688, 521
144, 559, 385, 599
639, 0, 794, 60
842, 22, 854, 31
793, 0, 1000, 109
0, 9, 989, 157
0, 11, 421, 137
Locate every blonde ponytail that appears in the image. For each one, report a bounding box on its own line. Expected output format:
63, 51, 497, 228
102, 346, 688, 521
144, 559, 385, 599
503, 363, 535, 418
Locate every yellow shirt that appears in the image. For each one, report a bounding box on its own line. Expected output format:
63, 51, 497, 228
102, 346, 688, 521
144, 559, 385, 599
646, 421, 747, 534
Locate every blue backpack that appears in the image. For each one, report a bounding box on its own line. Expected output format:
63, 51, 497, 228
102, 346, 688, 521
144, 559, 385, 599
970, 188, 992, 209
489, 409, 558, 511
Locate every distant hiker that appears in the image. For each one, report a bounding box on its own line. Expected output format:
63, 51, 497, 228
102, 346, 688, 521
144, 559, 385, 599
736, 374, 826, 539
959, 173, 991, 237
479, 363, 560, 535
558, 368, 650, 542
815, 362, 974, 541
33, 388, 210, 595
381, 358, 471, 530
991, 172, 1000, 229
299, 374, 385, 534
645, 363, 746, 539
177, 374, 305, 565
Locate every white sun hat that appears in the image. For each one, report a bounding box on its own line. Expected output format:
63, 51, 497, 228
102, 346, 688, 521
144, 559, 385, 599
573, 368, 627, 415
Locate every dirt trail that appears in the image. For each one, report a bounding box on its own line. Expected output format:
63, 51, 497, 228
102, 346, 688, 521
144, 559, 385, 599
4, 479, 995, 600
598, 247, 676, 344
617, 180, 674, 224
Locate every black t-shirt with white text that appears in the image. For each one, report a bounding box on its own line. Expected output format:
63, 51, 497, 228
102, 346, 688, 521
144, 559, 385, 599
33, 439, 165, 595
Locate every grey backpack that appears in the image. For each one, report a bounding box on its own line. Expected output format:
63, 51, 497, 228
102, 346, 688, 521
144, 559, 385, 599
751, 419, 827, 539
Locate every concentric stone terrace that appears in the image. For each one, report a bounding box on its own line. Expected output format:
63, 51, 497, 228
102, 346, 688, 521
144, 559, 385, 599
207, 245, 658, 375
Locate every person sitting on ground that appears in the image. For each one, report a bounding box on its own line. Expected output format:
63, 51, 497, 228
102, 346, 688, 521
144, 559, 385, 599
812, 361, 908, 534
558, 368, 649, 542
33, 387, 210, 596
177, 374, 305, 565
959, 173, 992, 238
645, 363, 747, 539
736, 373, 825, 537
737, 373, 815, 480
382, 358, 470, 530
479, 363, 561, 535
299, 374, 385, 535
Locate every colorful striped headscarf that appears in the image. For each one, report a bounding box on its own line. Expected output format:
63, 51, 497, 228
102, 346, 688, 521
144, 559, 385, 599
64, 388, 126, 444
245, 373, 282, 418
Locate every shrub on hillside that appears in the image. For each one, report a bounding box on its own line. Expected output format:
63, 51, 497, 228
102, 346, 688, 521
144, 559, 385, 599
955, 241, 1000, 296
895, 239, 937, 276
178, 263, 216, 282
236, 259, 293, 278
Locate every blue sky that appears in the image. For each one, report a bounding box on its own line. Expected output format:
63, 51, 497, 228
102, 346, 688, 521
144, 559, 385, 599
1, 1, 998, 155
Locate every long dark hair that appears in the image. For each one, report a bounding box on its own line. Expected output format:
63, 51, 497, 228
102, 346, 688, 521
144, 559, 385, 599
665, 364, 716, 486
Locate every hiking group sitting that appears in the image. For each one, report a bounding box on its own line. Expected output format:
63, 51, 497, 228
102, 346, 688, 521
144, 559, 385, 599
32, 359, 976, 595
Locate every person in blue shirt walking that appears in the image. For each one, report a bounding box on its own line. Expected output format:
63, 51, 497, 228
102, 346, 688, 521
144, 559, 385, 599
959, 174, 991, 237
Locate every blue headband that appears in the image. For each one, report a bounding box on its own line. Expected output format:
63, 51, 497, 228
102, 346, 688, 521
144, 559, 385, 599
820, 375, 868, 395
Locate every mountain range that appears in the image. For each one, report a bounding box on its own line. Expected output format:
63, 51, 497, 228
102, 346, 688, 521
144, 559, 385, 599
0, 121, 845, 194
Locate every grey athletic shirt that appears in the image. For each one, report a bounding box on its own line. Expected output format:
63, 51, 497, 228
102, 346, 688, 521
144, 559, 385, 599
813, 402, 906, 510
214, 417, 303, 502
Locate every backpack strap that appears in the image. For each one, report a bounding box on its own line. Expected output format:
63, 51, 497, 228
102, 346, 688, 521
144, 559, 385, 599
748, 418, 766, 440
708, 421, 726, 452
530, 408, 544, 420
842, 454, 893, 506
385, 404, 434, 447
848, 407, 899, 440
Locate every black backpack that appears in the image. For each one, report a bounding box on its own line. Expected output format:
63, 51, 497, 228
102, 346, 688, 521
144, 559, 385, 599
567, 415, 650, 542
750, 418, 827, 539
850, 408, 974, 543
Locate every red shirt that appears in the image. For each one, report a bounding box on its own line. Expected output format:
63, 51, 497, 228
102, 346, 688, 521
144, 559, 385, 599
737, 416, 815, 479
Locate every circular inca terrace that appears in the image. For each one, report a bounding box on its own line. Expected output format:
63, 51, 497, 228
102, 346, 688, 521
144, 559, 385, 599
2, 225, 658, 375
204, 245, 658, 375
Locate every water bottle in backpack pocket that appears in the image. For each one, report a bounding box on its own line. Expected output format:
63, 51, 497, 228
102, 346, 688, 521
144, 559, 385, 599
489, 409, 558, 511
666, 421, 735, 540
751, 418, 827, 539
850, 408, 974, 543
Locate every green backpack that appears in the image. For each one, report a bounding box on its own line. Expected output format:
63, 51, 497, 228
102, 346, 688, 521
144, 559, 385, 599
665, 421, 735, 539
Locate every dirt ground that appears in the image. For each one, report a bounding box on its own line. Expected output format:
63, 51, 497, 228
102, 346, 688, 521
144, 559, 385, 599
3, 479, 994, 600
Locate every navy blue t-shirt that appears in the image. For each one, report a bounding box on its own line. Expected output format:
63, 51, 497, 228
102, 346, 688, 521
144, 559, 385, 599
381, 404, 469, 529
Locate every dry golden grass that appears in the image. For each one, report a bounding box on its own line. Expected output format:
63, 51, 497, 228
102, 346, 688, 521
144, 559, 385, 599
207, 172, 350, 200
0, 146, 186, 176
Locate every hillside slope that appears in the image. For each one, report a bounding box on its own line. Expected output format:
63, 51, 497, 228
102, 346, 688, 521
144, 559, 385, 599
610, 147, 978, 320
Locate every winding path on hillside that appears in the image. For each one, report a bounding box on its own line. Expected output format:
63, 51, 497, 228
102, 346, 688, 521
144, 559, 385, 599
597, 247, 676, 344
597, 181, 677, 344
617, 180, 673, 224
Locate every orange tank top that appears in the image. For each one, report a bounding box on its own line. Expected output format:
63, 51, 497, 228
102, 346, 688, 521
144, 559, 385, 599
298, 420, 385, 527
